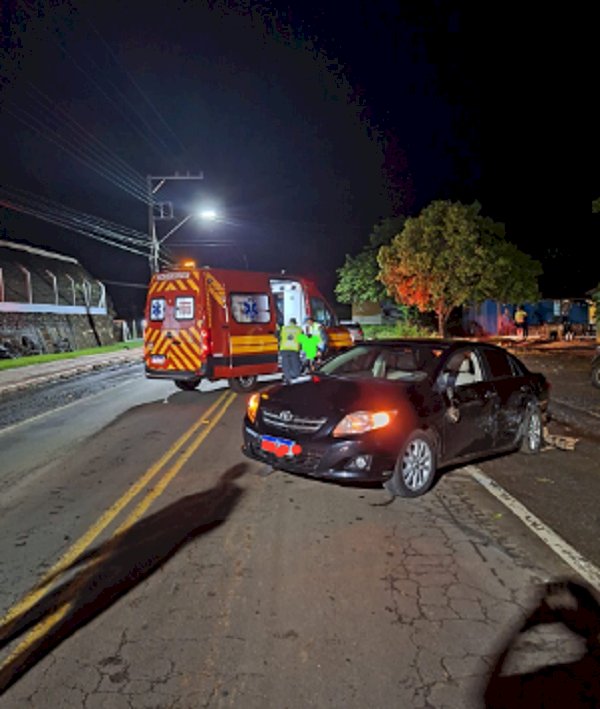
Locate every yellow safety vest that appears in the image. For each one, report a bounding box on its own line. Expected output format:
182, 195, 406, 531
279, 324, 302, 351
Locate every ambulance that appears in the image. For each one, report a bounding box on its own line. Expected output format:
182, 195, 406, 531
143, 262, 353, 392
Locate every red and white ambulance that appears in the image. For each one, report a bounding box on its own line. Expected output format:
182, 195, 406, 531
143, 262, 352, 392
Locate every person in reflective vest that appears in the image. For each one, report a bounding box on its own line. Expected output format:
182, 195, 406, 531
299, 327, 320, 372
279, 318, 302, 383
305, 317, 328, 362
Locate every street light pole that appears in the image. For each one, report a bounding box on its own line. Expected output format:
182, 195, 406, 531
146, 171, 204, 273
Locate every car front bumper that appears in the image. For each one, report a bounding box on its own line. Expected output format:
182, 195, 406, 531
242, 425, 395, 483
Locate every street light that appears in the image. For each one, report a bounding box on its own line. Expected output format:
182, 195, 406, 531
158, 208, 220, 245
150, 207, 222, 270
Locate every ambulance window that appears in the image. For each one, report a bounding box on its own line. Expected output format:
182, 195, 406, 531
175, 297, 194, 320
310, 297, 334, 327
150, 298, 166, 321
231, 293, 271, 323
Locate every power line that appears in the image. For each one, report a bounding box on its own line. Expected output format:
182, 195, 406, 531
0, 190, 150, 258
83, 14, 188, 157
5, 103, 150, 204
27, 83, 147, 190
47, 19, 178, 164
0, 185, 149, 246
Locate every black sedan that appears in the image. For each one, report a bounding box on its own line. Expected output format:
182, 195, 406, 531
242, 339, 549, 497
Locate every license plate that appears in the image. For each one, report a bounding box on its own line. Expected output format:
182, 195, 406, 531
260, 434, 302, 458
150, 354, 165, 365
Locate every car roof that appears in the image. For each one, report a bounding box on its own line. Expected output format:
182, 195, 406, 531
353, 338, 453, 347
352, 338, 512, 353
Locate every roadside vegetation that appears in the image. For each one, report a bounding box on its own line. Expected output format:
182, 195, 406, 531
362, 321, 435, 340
0, 340, 143, 371
337, 200, 541, 337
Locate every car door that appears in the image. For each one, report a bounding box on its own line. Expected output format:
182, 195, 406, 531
479, 346, 531, 449
439, 348, 498, 461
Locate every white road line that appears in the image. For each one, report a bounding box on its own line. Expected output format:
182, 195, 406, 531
466, 465, 600, 592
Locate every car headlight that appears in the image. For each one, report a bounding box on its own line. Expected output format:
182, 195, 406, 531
247, 393, 261, 423
332, 410, 396, 437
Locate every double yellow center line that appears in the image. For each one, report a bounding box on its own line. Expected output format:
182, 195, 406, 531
0, 389, 237, 667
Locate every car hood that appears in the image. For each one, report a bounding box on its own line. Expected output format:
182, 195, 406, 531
261, 375, 413, 418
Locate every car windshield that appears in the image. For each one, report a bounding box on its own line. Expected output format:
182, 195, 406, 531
319, 343, 447, 381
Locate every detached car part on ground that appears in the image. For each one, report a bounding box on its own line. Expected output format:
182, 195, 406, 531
242, 339, 549, 497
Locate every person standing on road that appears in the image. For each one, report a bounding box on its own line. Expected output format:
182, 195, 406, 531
279, 317, 302, 383
514, 306, 528, 339
298, 326, 319, 372
305, 317, 329, 363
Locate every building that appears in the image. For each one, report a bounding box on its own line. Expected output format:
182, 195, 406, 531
0, 239, 116, 356
462, 298, 596, 339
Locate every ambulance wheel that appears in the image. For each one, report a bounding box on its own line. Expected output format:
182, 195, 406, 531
229, 376, 258, 393
175, 378, 201, 391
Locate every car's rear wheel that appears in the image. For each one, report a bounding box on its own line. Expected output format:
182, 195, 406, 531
592, 361, 600, 389
175, 378, 201, 391
385, 431, 437, 498
520, 403, 543, 454
229, 375, 258, 393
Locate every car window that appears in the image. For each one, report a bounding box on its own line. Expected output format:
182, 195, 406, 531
382, 347, 427, 381
319, 346, 382, 378
320, 344, 442, 381
481, 348, 514, 379
440, 349, 484, 387
507, 353, 526, 376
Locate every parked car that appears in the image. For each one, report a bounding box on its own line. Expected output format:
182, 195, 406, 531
242, 339, 549, 497
339, 320, 364, 343
592, 346, 600, 388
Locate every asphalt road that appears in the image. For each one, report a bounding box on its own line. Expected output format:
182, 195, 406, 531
0, 364, 598, 707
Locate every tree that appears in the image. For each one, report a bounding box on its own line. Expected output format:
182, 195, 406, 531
335, 217, 405, 304
378, 200, 541, 336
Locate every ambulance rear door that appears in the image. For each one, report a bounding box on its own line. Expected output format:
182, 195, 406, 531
145, 269, 206, 376
206, 269, 279, 378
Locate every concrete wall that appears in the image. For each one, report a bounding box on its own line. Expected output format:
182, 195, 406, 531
0, 311, 115, 354
0, 239, 117, 355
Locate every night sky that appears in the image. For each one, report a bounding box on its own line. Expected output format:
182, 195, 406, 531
0, 1, 590, 318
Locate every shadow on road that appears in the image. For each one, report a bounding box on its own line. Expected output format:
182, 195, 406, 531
483, 579, 600, 707
0, 462, 248, 695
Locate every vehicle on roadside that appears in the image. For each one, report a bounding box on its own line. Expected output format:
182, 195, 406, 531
242, 339, 549, 497
339, 320, 364, 343
143, 261, 352, 392
592, 346, 600, 389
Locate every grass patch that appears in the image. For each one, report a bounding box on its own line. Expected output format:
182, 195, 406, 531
0, 340, 143, 371
362, 322, 435, 340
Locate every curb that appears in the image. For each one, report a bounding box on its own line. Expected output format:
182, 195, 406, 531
548, 399, 600, 440
0, 352, 143, 397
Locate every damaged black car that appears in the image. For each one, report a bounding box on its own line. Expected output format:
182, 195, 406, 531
242, 340, 549, 497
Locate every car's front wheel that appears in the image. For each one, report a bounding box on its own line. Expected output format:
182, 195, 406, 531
520, 403, 543, 454
385, 431, 437, 498
229, 375, 258, 393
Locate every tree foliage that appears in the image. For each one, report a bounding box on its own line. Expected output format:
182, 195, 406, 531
378, 200, 542, 336
335, 217, 405, 304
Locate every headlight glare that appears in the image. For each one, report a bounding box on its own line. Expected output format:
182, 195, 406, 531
247, 393, 260, 423
332, 410, 396, 437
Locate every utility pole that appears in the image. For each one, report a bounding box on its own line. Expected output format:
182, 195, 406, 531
147, 171, 204, 273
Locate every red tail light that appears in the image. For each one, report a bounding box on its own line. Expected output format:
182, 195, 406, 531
200, 327, 212, 357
